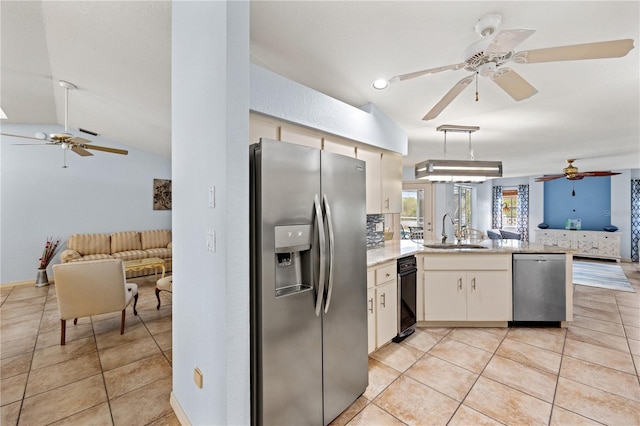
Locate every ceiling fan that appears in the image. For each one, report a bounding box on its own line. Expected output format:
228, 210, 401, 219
535, 159, 621, 182
388, 13, 635, 121
1, 80, 128, 158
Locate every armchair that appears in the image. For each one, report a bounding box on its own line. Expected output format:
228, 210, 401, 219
53, 259, 138, 345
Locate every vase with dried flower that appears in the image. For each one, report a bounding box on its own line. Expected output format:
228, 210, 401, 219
36, 237, 63, 287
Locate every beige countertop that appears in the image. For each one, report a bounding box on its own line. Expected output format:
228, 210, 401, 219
367, 239, 574, 267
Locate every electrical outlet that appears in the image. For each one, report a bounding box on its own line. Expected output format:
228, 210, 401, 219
194, 368, 203, 388
375, 222, 384, 232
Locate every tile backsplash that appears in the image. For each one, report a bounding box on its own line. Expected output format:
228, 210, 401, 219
367, 214, 385, 248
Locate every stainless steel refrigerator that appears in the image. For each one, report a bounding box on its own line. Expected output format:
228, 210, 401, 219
250, 138, 368, 426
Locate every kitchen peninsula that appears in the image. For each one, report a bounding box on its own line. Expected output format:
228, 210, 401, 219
366, 239, 574, 353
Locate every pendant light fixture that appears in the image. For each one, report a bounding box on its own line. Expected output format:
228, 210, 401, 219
415, 125, 503, 183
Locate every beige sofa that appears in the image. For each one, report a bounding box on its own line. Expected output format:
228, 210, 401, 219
60, 229, 172, 278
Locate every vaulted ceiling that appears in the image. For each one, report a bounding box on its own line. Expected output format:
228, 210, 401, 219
2, 1, 638, 178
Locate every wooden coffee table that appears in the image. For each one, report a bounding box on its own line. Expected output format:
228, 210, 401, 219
123, 257, 165, 279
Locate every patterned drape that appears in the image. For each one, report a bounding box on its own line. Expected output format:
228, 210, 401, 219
517, 184, 530, 242
492, 185, 502, 229
631, 179, 640, 262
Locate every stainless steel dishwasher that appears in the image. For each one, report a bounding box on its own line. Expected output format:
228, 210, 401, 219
513, 254, 566, 322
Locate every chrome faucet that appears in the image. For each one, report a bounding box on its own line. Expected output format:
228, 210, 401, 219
441, 213, 454, 243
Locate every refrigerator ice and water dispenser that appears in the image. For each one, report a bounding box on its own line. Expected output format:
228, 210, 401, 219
274, 224, 312, 297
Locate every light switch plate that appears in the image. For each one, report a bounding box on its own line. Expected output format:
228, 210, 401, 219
194, 368, 203, 388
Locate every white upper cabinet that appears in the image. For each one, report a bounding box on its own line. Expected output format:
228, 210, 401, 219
249, 113, 280, 144
249, 113, 402, 214
381, 152, 402, 213
356, 147, 382, 214
279, 126, 322, 150
323, 137, 356, 158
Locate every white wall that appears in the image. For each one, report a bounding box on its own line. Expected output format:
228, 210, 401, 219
0, 123, 171, 283
171, 2, 249, 424
251, 64, 407, 155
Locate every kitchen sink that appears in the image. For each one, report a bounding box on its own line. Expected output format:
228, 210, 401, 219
423, 243, 488, 250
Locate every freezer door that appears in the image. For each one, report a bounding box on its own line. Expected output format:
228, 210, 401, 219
320, 151, 369, 425
251, 139, 323, 425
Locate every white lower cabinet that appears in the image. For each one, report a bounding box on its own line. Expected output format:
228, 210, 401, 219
422, 255, 512, 322
367, 261, 398, 353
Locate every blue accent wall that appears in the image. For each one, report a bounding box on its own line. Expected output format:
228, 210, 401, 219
543, 177, 612, 230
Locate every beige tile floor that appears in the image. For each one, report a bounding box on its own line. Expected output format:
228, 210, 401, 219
332, 261, 640, 426
1, 261, 639, 425
1, 276, 178, 426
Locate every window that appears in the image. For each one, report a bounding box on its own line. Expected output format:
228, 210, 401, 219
454, 185, 472, 229
401, 189, 424, 239
501, 188, 518, 228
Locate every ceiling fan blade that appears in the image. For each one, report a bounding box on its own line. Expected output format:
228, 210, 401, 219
514, 39, 634, 63
422, 75, 474, 121
485, 29, 536, 55
71, 146, 93, 157
491, 67, 538, 101
535, 174, 566, 182
1, 132, 43, 141
68, 136, 92, 145
576, 171, 622, 178
389, 63, 466, 83
83, 144, 128, 155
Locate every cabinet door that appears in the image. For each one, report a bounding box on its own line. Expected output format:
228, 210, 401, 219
424, 271, 466, 321
597, 236, 620, 257
380, 152, 402, 213
249, 114, 279, 144
324, 137, 356, 158
466, 271, 511, 321
367, 287, 376, 354
376, 281, 398, 346
280, 126, 322, 149
576, 238, 597, 254
416, 268, 425, 321
356, 148, 382, 214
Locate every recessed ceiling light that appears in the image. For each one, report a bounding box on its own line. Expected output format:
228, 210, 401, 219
371, 78, 389, 90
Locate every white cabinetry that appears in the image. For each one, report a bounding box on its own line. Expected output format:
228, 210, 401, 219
357, 148, 382, 214
249, 113, 402, 215
367, 261, 398, 353
535, 230, 621, 262
422, 255, 512, 322
357, 147, 402, 214
381, 152, 402, 213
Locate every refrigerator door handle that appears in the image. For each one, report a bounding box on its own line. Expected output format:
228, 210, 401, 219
314, 194, 326, 316
323, 194, 335, 314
